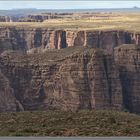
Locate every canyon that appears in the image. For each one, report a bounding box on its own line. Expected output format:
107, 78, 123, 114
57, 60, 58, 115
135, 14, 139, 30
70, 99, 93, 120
0, 27, 140, 113
0, 27, 139, 54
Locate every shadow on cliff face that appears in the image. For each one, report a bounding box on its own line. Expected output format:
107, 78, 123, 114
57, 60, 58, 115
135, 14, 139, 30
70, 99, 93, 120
114, 44, 140, 114
0, 70, 17, 112
0, 39, 23, 54
119, 68, 140, 113
34, 28, 42, 48
119, 69, 134, 113
125, 32, 132, 44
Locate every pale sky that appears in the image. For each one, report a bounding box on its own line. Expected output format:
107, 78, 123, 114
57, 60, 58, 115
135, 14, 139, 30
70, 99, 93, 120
0, 1, 139, 10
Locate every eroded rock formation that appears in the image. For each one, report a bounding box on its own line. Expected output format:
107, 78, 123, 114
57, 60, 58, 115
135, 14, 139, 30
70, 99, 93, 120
114, 44, 140, 113
0, 47, 123, 112
0, 28, 140, 113
0, 27, 139, 54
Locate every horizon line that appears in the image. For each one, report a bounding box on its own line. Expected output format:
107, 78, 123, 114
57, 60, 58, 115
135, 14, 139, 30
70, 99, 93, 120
0, 7, 139, 10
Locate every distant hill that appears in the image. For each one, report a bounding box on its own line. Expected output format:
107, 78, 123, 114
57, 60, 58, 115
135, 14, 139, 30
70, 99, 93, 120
133, 6, 139, 9
0, 8, 140, 17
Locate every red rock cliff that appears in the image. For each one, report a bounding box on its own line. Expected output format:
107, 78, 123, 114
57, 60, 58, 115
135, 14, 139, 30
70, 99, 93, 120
0, 48, 123, 111
114, 44, 140, 113
0, 28, 140, 113
0, 27, 139, 54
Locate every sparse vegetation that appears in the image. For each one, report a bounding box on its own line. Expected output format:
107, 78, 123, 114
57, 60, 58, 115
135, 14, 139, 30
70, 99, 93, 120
0, 110, 140, 136
0, 13, 140, 31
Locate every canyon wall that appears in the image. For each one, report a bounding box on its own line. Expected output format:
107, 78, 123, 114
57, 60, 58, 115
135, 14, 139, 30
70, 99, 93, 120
0, 48, 123, 112
0, 27, 140, 113
0, 27, 139, 54
0, 70, 17, 112
114, 44, 140, 113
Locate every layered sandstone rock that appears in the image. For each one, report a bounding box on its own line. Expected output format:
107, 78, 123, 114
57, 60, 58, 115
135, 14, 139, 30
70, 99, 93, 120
0, 47, 123, 111
114, 44, 140, 113
1, 27, 140, 113
0, 27, 67, 53
0, 27, 139, 54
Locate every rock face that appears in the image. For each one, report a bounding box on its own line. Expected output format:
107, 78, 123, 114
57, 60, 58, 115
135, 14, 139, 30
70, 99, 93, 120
1, 27, 140, 113
0, 28, 67, 54
0, 27, 139, 54
0, 48, 123, 111
114, 44, 140, 113
0, 70, 17, 112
